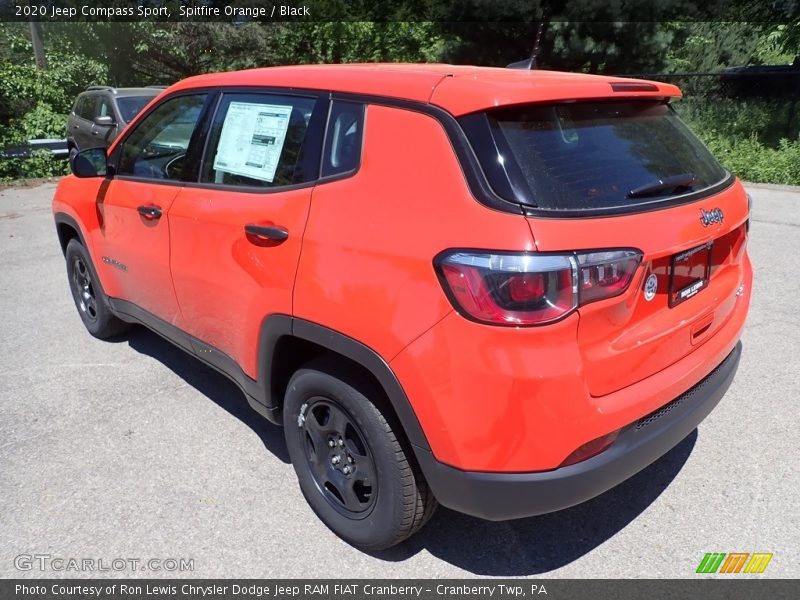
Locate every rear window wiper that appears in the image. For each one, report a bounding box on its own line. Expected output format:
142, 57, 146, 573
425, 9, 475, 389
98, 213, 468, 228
627, 173, 697, 199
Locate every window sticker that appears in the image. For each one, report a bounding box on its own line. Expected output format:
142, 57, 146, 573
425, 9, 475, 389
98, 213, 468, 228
213, 101, 293, 182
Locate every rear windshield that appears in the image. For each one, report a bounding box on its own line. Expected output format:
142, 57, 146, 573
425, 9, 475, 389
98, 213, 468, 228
473, 101, 727, 212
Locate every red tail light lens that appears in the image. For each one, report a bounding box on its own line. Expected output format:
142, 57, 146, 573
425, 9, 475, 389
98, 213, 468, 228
577, 250, 642, 304
507, 273, 546, 302
436, 249, 641, 326
438, 252, 576, 325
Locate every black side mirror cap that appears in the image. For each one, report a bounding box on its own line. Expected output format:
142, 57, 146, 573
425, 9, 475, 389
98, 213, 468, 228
71, 147, 109, 178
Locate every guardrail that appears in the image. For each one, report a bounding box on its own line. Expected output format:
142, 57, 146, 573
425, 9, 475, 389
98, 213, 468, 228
0, 138, 69, 159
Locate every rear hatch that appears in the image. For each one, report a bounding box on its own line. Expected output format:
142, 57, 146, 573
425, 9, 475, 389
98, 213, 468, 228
462, 99, 749, 395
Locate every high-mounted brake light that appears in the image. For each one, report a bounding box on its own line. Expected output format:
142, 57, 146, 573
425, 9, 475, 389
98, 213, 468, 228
610, 81, 659, 93
435, 249, 642, 326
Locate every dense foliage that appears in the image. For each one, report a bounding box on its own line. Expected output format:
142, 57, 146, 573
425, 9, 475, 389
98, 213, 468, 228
0, 21, 798, 183
703, 136, 800, 186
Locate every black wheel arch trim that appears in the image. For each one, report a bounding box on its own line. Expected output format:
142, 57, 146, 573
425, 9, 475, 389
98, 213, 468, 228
54, 213, 111, 298
54, 212, 90, 254
284, 317, 430, 450
256, 315, 430, 450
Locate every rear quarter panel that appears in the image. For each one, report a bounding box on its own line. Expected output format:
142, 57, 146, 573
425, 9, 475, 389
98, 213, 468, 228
293, 103, 534, 361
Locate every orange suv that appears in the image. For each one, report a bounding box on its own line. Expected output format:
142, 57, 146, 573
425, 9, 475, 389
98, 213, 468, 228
53, 64, 752, 549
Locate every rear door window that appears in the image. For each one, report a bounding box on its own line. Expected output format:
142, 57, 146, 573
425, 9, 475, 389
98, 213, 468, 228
466, 101, 728, 212
75, 95, 95, 120
200, 93, 318, 188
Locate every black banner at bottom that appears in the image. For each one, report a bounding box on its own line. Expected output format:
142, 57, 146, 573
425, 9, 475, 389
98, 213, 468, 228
2, 579, 796, 600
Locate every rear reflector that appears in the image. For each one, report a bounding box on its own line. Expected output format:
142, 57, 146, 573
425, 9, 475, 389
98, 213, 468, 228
435, 249, 642, 326
559, 429, 621, 467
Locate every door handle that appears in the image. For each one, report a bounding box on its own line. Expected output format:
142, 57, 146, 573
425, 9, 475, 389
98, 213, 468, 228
244, 223, 289, 242
137, 205, 162, 220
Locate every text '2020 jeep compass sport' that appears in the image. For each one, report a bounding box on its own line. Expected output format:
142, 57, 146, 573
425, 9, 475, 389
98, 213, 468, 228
53, 64, 752, 550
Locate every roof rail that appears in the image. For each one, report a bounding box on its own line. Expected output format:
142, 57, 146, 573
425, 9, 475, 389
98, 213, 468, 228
86, 85, 114, 91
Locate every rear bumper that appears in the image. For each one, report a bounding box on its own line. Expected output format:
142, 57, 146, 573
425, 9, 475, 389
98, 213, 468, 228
416, 341, 741, 521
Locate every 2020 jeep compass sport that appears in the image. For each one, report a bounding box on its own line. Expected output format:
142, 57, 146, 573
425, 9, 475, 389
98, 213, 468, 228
53, 64, 752, 549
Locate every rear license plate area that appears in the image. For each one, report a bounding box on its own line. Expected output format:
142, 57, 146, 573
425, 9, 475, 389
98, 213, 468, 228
669, 242, 712, 307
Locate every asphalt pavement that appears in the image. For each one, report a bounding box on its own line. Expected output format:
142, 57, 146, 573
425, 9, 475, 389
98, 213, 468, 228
0, 181, 797, 578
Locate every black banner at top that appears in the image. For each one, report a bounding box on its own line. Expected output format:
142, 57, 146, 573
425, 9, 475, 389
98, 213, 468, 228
0, 0, 799, 23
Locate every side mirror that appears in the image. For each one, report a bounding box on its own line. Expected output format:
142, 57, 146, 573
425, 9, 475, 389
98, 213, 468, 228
93, 115, 115, 127
71, 147, 109, 178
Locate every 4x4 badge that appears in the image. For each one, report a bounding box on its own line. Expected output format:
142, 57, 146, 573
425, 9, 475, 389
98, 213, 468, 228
700, 207, 724, 227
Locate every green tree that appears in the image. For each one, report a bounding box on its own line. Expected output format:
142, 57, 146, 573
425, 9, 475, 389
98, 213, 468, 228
277, 22, 443, 64
752, 23, 800, 65
439, 21, 677, 73
663, 22, 762, 74
543, 22, 675, 74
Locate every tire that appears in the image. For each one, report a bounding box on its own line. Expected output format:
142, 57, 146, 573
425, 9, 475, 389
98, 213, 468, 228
65, 239, 130, 339
283, 358, 437, 550
68, 146, 78, 162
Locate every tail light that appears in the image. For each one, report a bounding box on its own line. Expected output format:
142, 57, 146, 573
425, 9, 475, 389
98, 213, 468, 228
435, 249, 641, 326
577, 251, 643, 304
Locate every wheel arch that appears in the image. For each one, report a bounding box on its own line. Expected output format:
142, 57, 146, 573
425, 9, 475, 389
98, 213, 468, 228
54, 212, 87, 255
258, 316, 431, 452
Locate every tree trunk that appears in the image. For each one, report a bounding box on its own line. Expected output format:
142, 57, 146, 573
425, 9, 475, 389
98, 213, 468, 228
30, 22, 47, 69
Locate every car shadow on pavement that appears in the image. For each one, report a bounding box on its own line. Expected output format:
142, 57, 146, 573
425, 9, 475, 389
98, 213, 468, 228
373, 429, 698, 576
125, 327, 291, 464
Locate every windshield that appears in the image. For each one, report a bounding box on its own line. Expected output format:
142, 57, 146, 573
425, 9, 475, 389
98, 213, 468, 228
117, 96, 155, 123
475, 101, 727, 211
